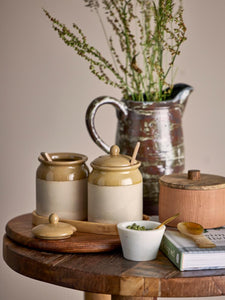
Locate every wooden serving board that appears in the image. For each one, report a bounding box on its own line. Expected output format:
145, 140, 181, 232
6, 214, 121, 253
32, 210, 119, 236
32, 211, 150, 236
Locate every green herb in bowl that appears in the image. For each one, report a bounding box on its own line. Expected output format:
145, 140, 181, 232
127, 223, 152, 231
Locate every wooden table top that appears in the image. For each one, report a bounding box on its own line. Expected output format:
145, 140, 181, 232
3, 227, 225, 298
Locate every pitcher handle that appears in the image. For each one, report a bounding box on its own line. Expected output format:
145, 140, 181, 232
85, 96, 128, 153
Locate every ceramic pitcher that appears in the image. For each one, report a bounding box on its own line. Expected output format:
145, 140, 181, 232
86, 83, 193, 215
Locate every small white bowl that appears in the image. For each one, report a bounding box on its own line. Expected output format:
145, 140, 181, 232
117, 220, 165, 261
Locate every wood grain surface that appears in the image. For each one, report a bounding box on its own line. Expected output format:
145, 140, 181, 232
32, 210, 119, 236
5, 214, 121, 253
3, 234, 225, 298
159, 184, 225, 228
32, 211, 150, 236
159, 173, 225, 190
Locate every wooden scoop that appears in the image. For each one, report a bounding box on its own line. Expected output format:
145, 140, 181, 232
155, 213, 179, 229
177, 222, 216, 248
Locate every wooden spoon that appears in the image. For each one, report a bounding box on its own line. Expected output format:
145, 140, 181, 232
40, 152, 52, 162
130, 142, 140, 165
177, 222, 216, 248
154, 213, 179, 229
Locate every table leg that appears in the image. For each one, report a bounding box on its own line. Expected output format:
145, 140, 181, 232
85, 292, 111, 300
85, 294, 156, 300
112, 297, 156, 300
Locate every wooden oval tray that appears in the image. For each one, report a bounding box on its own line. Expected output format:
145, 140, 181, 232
6, 214, 121, 253
32, 210, 150, 235
32, 210, 119, 235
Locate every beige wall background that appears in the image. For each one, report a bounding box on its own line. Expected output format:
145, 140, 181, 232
1, 0, 225, 299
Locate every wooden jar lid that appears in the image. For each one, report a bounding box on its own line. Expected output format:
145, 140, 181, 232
159, 170, 225, 190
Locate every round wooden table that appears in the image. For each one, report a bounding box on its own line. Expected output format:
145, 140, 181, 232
3, 215, 225, 300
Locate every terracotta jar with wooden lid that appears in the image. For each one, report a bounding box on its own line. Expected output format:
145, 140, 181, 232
88, 145, 143, 224
159, 170, 225, 228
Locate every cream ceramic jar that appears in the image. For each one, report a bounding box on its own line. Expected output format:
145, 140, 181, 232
88, 145, 143, 224
36, 152, 89, 220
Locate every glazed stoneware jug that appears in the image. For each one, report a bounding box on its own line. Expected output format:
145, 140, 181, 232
88, 145, 143, 224
86, 83, 193, 215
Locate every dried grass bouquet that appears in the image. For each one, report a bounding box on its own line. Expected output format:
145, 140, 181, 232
44, 0, 187, 102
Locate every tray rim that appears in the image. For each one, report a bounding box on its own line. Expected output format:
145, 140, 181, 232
6, 213, 121, 253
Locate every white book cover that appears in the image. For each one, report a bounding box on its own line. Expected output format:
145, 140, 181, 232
160, 227, 225, 271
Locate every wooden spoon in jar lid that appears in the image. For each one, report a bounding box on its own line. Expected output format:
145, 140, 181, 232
130, 142, 140, 165
177, 222, 216, 248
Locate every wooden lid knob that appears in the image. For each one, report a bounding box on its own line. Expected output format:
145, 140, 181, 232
188, 170, 201, 181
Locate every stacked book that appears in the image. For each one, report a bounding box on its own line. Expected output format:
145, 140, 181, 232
160, 227, 225, 271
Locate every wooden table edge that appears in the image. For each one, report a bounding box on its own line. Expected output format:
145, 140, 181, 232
3, 235, 225, 298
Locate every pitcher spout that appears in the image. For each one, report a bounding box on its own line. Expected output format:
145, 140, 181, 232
171, 83, 193, 113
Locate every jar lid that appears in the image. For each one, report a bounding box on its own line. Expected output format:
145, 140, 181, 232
32, 213, 76, 239
91, 145, 140, 170
160, 170, 225, 190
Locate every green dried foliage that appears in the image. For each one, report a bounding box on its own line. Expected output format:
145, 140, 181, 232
44, 0, 187, 102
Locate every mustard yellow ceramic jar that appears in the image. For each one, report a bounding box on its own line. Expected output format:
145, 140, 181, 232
36, 152, 89, 220
88, 145, 143, 224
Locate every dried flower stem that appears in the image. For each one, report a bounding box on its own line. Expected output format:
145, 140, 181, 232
44, 0, 186, 102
